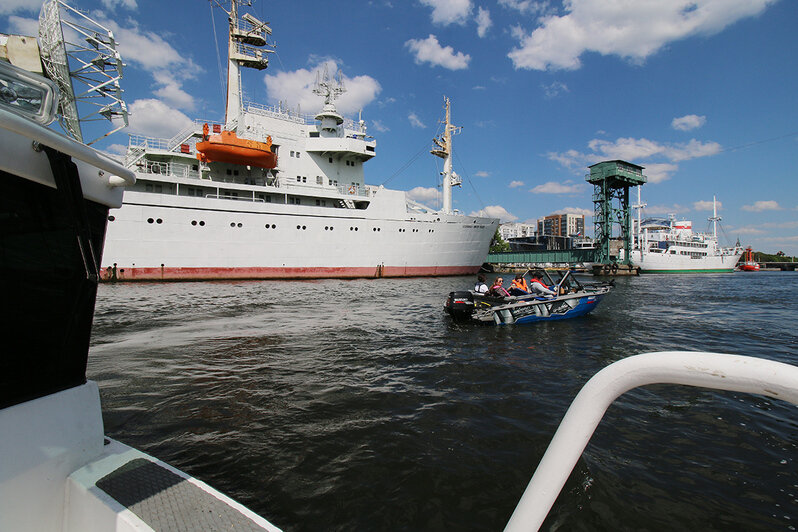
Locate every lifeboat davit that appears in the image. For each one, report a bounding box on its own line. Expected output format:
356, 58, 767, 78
195, 123, 277, 169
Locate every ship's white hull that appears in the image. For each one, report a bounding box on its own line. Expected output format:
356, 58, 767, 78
630, 249, 742, 273
101, 190, 498, 281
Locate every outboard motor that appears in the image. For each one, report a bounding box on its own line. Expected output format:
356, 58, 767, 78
444, 291, 475, 321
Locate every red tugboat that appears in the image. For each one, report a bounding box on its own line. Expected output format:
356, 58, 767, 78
739, 247, 760, 271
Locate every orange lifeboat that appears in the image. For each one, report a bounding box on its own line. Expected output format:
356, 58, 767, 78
195, 123, 277, 169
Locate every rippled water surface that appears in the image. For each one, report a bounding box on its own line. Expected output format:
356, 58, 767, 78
89, 273, 798, 531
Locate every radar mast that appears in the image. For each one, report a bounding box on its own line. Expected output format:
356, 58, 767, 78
430, 96, 461, 214
215, 0, 274, 127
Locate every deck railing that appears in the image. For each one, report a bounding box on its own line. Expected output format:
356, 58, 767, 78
504, 351, 798, 531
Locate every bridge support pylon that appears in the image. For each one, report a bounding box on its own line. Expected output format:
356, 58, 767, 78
586, 160, 646, 274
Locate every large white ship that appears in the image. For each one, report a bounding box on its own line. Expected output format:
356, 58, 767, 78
629, 194, 743, 273
100, 1, 497, 281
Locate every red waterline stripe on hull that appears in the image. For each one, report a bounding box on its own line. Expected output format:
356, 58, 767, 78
101, 265, 482, 281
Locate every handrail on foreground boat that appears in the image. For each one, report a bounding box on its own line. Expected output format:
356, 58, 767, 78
0, 108, 135, 187
504, 351, 798, 532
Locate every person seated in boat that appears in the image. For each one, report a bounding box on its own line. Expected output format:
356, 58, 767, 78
488, 277, 511, 298
528, 275, 556, 297
474, 274, 489, 293
509, 273, 529, 295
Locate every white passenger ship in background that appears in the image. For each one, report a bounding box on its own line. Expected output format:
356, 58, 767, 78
629, 193, 743, 273
100, 1, 497, 281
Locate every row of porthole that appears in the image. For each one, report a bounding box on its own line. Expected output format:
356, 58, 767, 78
111, 215, 435, 234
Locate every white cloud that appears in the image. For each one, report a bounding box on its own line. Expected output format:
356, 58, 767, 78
555, 207, 592, 216
643, 163, 679, 184
548, 133, 722, 185
6, 15, 39, 36
405, 34, 471, 70
742, 200, 781, 212
509, 180, 525, 188
672, 114, 707, 131
644, 204, 689, 215
372, 120, 389, 133
95, 17, 188, 72
101, 0, 137, 10
499, 0, 550, 15
693, 199, 723, 211
420, 0, 472, 25
542, 81, 569, 99
105, 143, 128, 155
125, 99, 194, 137
469, 205, 518, 222
733, 227, 765, 235
0, 0, 41, 15
476, 7, 492, 37
152, 71, 196, 111
531, 181, 582, 194
408, 112, 426, 128
547, 148, 591, 170
475, 171, 490, 177
508, 0, 777, 71
263, 59, 381, 116
587, 137, 721, 162
407, 186, 439, 203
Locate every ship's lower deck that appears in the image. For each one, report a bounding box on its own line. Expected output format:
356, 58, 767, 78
630, 250, 742, 274
101, 192, 497, 281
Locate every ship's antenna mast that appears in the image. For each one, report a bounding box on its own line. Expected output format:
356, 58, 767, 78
708, 195, 721, 240
632, 186, 646, 253
430, 96, 462, 214
210, 0, 273, 128
312, 65, 346, 137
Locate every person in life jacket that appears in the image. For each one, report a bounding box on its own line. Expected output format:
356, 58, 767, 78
509, 273, 529, 295
529, 275, 556, 296
488, 277, 511, 297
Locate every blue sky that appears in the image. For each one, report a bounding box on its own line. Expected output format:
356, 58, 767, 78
3, 0, 797, 254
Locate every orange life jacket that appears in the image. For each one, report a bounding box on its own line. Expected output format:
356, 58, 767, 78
511, 278, 529, 291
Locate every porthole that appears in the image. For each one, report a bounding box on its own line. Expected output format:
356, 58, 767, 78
355, 227, 358, 231
199, 221, 205, 226
271, 224, 276, 229
237, 223, 242, 228
191, 220, 197, 226
297, 225, 301, 229
147, 218, 154, 224
231, 222, 236, 227
108, 215, 115, 221
302, 225, 306, 230
156, 218, 163, 224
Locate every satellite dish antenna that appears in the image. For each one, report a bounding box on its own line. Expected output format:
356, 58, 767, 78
38, 0, 128, 144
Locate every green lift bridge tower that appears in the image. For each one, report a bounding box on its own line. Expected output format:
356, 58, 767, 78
587, 160, 647, 268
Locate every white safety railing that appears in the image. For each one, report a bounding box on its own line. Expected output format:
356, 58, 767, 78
504, 351, 798, 531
